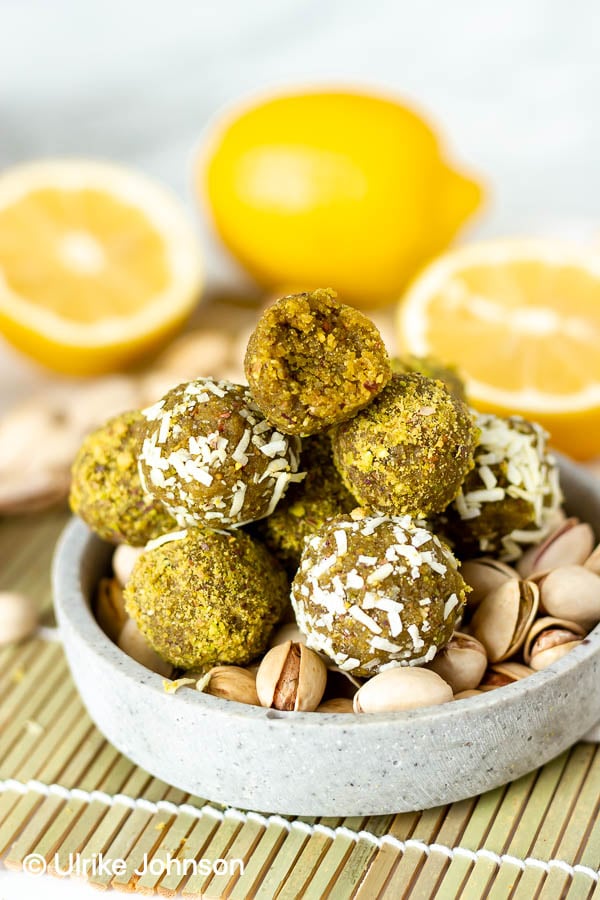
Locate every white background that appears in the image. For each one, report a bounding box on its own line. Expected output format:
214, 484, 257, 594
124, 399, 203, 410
1, 1, 599, 895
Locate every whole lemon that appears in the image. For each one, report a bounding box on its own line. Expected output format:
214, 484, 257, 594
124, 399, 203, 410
200, 90, 484, 307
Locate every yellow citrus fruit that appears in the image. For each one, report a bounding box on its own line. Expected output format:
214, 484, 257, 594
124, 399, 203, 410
397, 238, 600, 460
200, 90, 483, 307
0, 159, 203, 375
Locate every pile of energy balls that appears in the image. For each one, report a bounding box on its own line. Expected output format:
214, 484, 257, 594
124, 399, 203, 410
70, 288, 567, 709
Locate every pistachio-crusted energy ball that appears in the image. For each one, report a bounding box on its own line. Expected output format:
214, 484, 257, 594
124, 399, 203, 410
443, 413, 562, 561
292, 513, 467, 676
125, 527, 289, 669
257, 432, 357, 572
138, 379, 304, 529
391, 354, 466, 402
70, 411, 176, 546
244, 289, 392, 435
332, 373, 478, 517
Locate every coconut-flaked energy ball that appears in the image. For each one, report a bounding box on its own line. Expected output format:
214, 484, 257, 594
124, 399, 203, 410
291, 513, 468, 676
70, 411, 177, 546
443, 413, 562, 561
138, 378, 304, 529
244, 289, 392, 435
256, 432, 357, 572
125, 527, 289, 669
332, 373, 478, 518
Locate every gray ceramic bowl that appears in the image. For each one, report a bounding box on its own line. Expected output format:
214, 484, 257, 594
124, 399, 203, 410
53, 456, 600, 817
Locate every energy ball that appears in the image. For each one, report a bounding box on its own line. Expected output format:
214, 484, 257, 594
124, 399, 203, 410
257, 432, 357, 572
244, 289, 392, 435
332, 373, 478, 517
70, 411, 176, 546
391, 354, 466, 402
125, 527, 289, 669
138, 378, 304, 529
443, 413, 562, 561
292, 512, 467, 676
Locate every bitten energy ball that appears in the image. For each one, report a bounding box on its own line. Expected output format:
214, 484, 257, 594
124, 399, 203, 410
332, 373, 478, 517
292, 513, 467, 676
125, 528, 289, 669
444, 413, 562, 561
138, 378, 304, 529
257, 432, 357, 571
244, 289, 392, 435
70, 411, 176, 545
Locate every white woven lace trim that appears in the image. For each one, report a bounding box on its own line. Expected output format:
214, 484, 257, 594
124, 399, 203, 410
0, 778, 597, 882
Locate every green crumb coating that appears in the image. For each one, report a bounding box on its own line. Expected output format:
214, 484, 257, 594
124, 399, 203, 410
291, 513, 467, 676
443, 413, 563, 561
244, 288, 392, 435
391, 354, 466, 402
331, 373, 478, 518
138, 378, 303, 529
69, 411, 176, 546
256, 432, 357, 572
124, 528, 289, 669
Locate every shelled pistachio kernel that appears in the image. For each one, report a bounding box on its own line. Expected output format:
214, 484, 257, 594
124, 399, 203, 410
256, 641, 327, 712
353, 667, 453, 713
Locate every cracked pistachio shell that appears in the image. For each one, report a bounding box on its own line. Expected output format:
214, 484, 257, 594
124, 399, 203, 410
353, 667, 453, 714
117, 619, 172, 678
518, 518, 595, 579
471, 580, 539, 663
0, 591, 38, 646
112, 544, 145, 587
256, 641, 327, 711
428, 632, 487, 694
539, 565, 600, 630
95, 577, 127, 642
201, 666, 259, 706
479, 662, 534, 691
460, 558, 517, 608
523, 616, 585, 665
529, 637, 583, 671
317, 698, 355, 713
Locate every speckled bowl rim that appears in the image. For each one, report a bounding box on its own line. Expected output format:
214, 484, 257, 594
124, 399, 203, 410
53, 453, 600, 733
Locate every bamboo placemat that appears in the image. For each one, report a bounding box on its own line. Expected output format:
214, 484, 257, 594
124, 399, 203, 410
1, 509, 600, 898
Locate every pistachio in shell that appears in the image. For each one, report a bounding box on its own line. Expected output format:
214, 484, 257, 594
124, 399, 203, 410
95, 577, 127, 642
427, 632, 487, 694
353, 667, 453, 714
112, 544, 145, 588
460, 558, 517, 608
317, 698, 355, 713
117, 619, 172, 678
584, 543, 600, 576
539, 565, 600, 631
517, 518, 595, 579
453, 689, 483, 700
471, 580, 539, 663
200, 666, 259, 706
479, 661, 534, 691
256, 641, 327, 712
523, 616, 585, 664
0, 591, 38, 646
